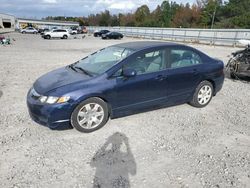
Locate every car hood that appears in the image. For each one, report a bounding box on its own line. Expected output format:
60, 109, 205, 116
34, 67, 91, 95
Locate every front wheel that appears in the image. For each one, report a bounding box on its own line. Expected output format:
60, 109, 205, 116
63, 35, 68, 39
45, 35, 51, 39
189, 81, 213, 108
71, 97, 109, 133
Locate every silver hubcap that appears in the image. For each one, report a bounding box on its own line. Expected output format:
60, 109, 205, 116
77, 103, 104, 129
197, 85, 212, 105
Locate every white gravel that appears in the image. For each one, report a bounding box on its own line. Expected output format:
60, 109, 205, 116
0, 33, 250, 188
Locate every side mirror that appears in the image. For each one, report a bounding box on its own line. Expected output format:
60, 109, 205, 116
123, 68, 137, 77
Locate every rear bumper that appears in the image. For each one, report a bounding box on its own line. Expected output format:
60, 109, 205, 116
214, 75, 224, 95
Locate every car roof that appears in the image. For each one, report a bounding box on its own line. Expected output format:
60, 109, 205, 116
112, 41, 187, 51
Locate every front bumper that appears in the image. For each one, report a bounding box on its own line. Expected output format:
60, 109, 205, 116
26, 90, 73, 129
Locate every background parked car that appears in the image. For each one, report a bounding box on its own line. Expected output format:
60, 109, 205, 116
226, 40, 250, 79
93, 30, 110, 37
77, 26, 88, 34
39, 28, 50, 36
43, 29, 70, 39
102, 32, 123, 40
78, 26, 88, 34
20, 27, 38, 34
69, 28, 77, 35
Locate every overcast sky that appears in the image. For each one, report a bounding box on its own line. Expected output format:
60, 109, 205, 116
0, 0, 196, 18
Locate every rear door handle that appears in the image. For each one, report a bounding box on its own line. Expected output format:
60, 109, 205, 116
155, 75, 167, 81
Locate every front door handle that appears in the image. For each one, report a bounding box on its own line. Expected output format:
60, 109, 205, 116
192, 69, 198, 75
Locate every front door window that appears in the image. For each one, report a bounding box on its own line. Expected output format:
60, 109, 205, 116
123, 49, 166, 75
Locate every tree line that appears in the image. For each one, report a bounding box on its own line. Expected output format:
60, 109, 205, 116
44, 0, 250, 29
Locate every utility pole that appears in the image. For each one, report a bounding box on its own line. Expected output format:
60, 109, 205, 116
211, 4, 217, 29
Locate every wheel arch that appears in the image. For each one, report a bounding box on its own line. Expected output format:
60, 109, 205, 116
74, 94, 113, 117
204, 79, 216, 95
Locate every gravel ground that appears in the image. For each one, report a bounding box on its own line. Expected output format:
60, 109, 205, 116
0, 33, 249, 188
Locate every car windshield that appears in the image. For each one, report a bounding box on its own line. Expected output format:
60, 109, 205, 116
72, 46, 134, 75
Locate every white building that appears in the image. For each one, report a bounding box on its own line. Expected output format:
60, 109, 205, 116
17, 18, 79, 30
0, 13, 15, 33
0, 13, 80, 33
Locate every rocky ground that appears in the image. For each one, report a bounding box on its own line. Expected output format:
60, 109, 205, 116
0, 33, 249, 188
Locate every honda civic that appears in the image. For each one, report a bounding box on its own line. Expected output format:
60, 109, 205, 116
27, 41, 224, 132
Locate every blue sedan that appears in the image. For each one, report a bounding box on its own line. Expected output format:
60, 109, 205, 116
27, 41, 224, 132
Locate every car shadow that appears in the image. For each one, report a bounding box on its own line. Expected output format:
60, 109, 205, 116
90, 132, 136, 188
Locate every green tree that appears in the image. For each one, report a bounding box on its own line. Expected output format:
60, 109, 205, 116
161, 1, 171, 27
110, 15, 119, 26
199, 0, 223, 28
221, 0, 250, 28
99, 10, 111, 26
149, 5, 163, 27
135, 5, 150, 26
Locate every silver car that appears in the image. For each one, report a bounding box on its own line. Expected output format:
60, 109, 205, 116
20, 27, 38, 34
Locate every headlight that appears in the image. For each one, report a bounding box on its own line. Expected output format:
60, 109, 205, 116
39, 95, 70, 104
46, 96, 59, 104
39, 96, 48, 103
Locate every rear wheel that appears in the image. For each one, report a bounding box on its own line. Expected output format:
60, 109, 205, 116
22, 31, 25, 34
63, 35, 68, 39
189, 81, 213, 108
71, 97, 109, 133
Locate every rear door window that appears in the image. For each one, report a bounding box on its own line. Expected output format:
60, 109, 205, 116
169, 49, 202, 69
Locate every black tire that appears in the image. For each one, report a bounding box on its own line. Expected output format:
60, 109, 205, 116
22, 31, 25, 34
189, 81, 214, 108
230, 71, 236, 79
63, 35, 68, 39
45, 35, 51, 39
71, 97, 109, 133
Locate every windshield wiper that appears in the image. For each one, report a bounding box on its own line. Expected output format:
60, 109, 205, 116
68, 64, 77, 72
74, 66, 93, 76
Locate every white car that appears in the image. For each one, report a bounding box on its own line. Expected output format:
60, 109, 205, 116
43, 29, 70, 39
69, 29, 77, 35
20, 27, 38, 34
